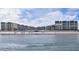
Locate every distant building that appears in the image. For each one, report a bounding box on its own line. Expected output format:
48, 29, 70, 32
36, 25, 55, 31
36, 26, 45, 30
1, 22, 18, 31
1, 22, 7, 31
45, 25, 55, 31
55, 21, 78, 30
7, 22, 13, 31
17, 24, 25, 31
55, 21, 63, 30
50, 25, 55, 30
7, 22, 18, 31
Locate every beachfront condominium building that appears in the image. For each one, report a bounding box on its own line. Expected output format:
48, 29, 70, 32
1, 22, 30, 31
7, 22, 18, 31
1, 22, 7, 31
55, 21, 63, 30
1, 22, 18, 31
55, 21, 78, 30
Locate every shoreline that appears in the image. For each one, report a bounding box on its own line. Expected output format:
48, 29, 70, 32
0, 31, 79, 35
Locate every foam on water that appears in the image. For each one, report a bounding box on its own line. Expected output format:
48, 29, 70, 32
0, 43, 27, 50
0, 43, 47, 50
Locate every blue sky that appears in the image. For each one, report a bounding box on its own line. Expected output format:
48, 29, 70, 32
19, 8, 54, 20
0, 8, 79, 27
19, 8, 79, 20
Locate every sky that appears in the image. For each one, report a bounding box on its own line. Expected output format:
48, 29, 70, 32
0, 8, 79, 27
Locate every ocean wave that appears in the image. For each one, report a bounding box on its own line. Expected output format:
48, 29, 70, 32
0, 43, 55, 50
0, 43, 27, 50
27, 44, 45, 47
0, 43, 49, 48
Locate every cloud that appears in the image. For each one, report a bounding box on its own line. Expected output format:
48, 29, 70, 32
22, 11, 76, 27
0, 8, 23, 24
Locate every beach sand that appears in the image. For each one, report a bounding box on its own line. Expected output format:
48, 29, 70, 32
0, 31, 79, 35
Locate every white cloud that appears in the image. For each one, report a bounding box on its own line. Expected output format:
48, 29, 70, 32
23, 11, 76, 27
0, 8, 23, 24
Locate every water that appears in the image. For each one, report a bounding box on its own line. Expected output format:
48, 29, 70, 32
0, 34, 79, 51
